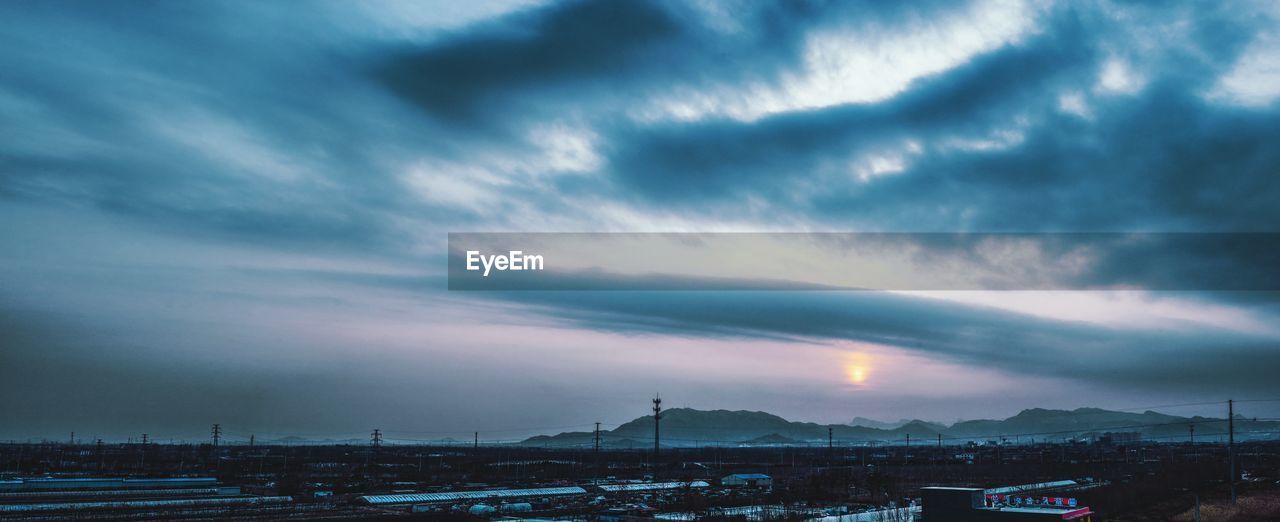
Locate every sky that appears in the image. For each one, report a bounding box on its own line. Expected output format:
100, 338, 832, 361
2, 0, 1280, 443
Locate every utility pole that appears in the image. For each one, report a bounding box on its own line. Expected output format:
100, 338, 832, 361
652, 395, 662, 479
937, 433, 942, 449
70, 432, 75, 446
1228, 399, 1236, 505
827, 427, 835, 467
367, 429, 382, 470
905, 433, 910, 463
1188, 422, 1195, 462
594, 422, 601, 453
211, 424, 221, 446
474, 432, 479, 449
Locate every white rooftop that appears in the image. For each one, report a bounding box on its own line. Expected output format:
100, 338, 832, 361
360, 486, 587, 505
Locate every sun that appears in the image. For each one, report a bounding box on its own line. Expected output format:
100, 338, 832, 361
844, 352, 872, 386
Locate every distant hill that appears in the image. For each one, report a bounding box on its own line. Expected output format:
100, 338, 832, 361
519, 406, 1277, 447
269, 435, 365, 445
850, 417, 947, 431
523, 407, 940, 447
743, 433, 800, 445
945, 407, 1246, 442
849, 417, 906, 429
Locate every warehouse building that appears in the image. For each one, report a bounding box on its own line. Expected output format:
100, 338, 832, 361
0, 477, 218, 492
358, 486, 588, 506
597, 481, 709, 493
0, 496, 294, 516
0, 476, 293, 519
721, 473, 772, 487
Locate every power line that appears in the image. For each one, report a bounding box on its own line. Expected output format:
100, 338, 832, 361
1111, 400, 1227, 412
1235, 398, 1280, 404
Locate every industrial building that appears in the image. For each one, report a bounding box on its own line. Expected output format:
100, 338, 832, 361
0, 477, 294, 519
0, 477, 219, 492
922, 487, 1093, 521
357, 486, 588, 506
596, 481, 709, 492
721, 473, 772, 487
356, 481, 716, 516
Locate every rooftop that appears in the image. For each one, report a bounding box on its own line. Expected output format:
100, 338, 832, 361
598, 481, 710, 492
359, 487, 587, 505
985, 480, 1078, 495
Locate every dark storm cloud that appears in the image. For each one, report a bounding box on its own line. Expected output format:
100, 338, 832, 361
5, 0, 1276, 243
377, 0, 984, 124
379, 0, 686, 120
583, 7, 1276, 231
604, 28, 1094, 203
805, 84, 1280, 231
371, 0, 1280, 233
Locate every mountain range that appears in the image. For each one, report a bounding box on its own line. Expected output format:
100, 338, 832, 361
520, 407, 1277, 447
850, 417, 948, 431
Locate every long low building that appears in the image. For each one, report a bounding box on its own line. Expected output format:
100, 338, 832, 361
0, 487, 240, 501
359, 486, 588, 505
360, 481, 713, 507
722, 473, 772, 487
0, 477, 218, 492
598, 481, 710, 492
0, 496, 293, 514
812, 505, 922, 521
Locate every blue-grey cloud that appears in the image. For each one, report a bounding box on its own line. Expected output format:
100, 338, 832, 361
245, 261, 1280, 396
365, 0, 1280, 234
377, 0, 980, 123
445, 280, 1280, 395
5, 1, 1277, 240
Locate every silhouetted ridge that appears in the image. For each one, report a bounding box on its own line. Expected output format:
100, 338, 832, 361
521, 406, 1279, 447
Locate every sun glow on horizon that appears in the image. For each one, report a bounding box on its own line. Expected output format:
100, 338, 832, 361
844, 352, 873, 386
